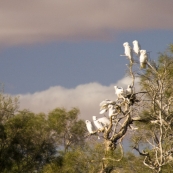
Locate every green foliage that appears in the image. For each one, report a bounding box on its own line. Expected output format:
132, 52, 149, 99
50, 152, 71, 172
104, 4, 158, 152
0, 93, 87, 172
41, 143, 104, 173
1, 111, 55, 173
48, 107, 87, 151
140, 49, 173, 99
0, 93, 19, 123
131, 44, 173, 172
0, 92, 90, 172
120, 152, 151, 173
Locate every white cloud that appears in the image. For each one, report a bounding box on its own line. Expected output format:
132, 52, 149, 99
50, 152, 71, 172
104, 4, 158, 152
0, 0, 173, 46
17, 76, 139, 120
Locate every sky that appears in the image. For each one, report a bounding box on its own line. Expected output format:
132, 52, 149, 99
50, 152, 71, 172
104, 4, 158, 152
0, 0, 173, 120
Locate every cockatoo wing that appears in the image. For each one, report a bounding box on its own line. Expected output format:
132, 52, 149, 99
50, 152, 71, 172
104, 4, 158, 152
99, 99, 114, 107
98, 117, 110, 126
139, 53, 145, 62
85, 120, 94, 134
124, 46, 130, 56
100, 104, 109, 113
93, 120, 104, 130
99, 100, 116, 114
100, 108, 107, 114
124, 45, 134, 63
92, 116, 104, 130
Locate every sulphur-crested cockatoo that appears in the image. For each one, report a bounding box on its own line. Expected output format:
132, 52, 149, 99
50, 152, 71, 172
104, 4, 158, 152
85, 120, 94, 134
99, 99, 116, 114
123, 42, 134, 63
94, 116, 110, 127
132, 40, 141, 56
139, 50, 148, 69
114, 86, 124, 99
99, 99, 115, 107
92, 116, 104, 130
108, 104, 117, 118
126, 85, 133, 95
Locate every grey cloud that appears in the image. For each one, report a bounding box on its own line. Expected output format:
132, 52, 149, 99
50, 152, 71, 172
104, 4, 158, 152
0, 0, 173, 46
17, 76, 139, 120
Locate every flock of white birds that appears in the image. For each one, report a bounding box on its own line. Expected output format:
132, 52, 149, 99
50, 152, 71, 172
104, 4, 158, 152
123, 40, 148, 69
85, 84, 133, 134
85, 40, 148, 135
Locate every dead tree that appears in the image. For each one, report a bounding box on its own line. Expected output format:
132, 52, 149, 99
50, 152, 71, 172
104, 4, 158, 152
85, 43, 173, 173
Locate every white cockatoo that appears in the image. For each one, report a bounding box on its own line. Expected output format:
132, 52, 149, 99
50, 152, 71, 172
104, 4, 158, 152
99, 99, 115, 107
92, 116, 104, 130
99, 99, 116, 114
99, 108, 107, 114
132, 40, 141, 56
114, 86, 124, 99
139, 50, 148, 69
123, 42, 134, 63
100, 117, 110, 126
95, 116, 110, 127
108, 104, 117, 118
126, 85, 133, 95
85, 120, 94, 134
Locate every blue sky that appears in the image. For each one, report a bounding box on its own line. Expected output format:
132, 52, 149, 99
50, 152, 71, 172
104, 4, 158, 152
1, 39, 132, 94
1, 30, 172, 94
0, 0, 173, 119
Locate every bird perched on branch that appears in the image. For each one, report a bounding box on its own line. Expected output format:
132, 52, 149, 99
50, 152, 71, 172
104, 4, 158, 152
107, 104, 117, 118
93, 116, 111, 131
139, 50, 148, 69
99, 99, 119, 119
132, 40, 141, 56
123, 42, 134, 63
95, 116, 110, 126
114, 86, 124, 99
126, 85, 133, 96
99, 99, 116, 114
85, 120, 95, 134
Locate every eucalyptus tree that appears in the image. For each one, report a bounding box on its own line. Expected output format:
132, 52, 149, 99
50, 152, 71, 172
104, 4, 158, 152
132, 46, 173, 173
0, 96, 87, 173
0, 92, 19, 124
48, 107, 87, 152
0, 92, 19, 172
1, 110, 56, 173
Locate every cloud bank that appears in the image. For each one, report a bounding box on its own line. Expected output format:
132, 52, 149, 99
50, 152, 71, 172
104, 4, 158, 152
1, 0, 173, 46
18, 76, 139, 120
